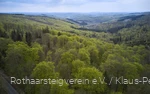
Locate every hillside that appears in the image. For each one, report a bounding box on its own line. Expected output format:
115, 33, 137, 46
0, 13, 150, 94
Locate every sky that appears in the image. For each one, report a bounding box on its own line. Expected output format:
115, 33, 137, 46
0, 0, 150, 13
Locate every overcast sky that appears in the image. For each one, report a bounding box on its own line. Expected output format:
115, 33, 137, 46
0, 0, 150, 12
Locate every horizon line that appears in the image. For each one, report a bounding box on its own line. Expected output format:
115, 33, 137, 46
0, 11, 150, 13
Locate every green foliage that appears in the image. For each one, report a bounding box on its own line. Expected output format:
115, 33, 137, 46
11, 29, 23, 42
0, 38, 13, 69
31, 61, 58, 94
78, 48, 90, 64
74, 67, 106, 93
57, 51, 76, 79
25, 32, 32, 46
0, 14, 150, 94
32, 61, 56, 79
111, 91, 122, 94
71, 59, 85, 77
5, 42, 41, 78
50, 80, 74, 94
87, 45, 99, 66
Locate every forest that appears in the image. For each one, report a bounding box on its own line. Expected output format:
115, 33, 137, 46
0, 13, 150, 94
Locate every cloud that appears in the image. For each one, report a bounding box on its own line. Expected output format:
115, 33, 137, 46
0, 0, 117, 6
0, 0, 150, 12
58, 0, 117, 5
116, 0, 150, 12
